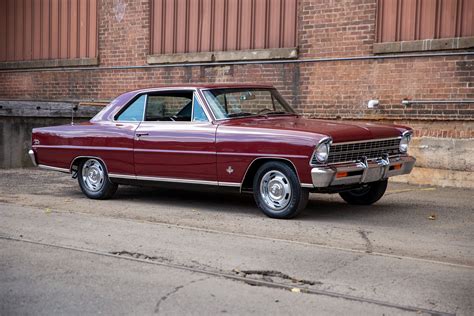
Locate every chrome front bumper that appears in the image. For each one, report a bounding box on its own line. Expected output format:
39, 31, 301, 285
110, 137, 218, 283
311, 155, 415, 188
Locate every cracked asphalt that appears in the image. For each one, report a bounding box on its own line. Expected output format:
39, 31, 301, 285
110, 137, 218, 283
0, 169, 473, 315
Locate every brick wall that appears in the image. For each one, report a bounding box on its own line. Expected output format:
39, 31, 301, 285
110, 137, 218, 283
0, 0, 472, 138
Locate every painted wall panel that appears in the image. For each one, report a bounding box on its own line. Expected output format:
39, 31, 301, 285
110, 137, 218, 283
150, 0, 298, 54
377, 0, 474, 42
0, 0, 98, 62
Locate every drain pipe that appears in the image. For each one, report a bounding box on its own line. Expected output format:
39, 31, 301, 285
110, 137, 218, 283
402, 100, 474, 106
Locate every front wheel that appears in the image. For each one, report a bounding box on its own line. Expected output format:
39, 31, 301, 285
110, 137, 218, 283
253, 161, 309, 219
339, 180, 388, 205
78, 158, 117, 199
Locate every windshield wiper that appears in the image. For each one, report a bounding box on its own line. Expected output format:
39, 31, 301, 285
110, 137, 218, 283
227, 112, 254, 118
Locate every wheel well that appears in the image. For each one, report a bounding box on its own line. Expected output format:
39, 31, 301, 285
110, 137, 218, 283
70, 156, 108, 177
241, 158, 300, 192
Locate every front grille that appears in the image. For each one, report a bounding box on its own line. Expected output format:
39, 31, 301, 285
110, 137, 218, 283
313, 138, 401, 165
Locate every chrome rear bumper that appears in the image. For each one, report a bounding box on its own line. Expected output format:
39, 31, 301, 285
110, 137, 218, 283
28, 149, 38, 167
311, 155, 415, 188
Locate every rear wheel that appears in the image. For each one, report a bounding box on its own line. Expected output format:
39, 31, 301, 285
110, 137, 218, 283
339, 180, 388, 205
78, 158, 117, 199
253, 161, 309, 219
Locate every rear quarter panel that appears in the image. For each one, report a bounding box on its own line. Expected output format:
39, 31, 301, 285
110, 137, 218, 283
32, 122, 136, 174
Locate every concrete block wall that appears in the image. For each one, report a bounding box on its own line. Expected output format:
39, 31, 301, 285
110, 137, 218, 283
0, 101, 101, 169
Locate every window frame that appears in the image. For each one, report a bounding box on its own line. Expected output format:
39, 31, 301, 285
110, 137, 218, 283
113, 88, 213, 124
200, 87, 297, 121
114, 94, 148, 123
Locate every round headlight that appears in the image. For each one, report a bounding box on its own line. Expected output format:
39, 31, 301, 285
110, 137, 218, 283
399, 134, 411, 153
315, 142, 330, 163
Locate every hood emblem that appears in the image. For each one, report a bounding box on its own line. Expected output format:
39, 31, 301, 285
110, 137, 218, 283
226, 166, 234, 175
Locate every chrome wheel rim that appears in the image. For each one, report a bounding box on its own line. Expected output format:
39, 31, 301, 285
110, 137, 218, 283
260, 170, 292, 211
82, 159, 105, 192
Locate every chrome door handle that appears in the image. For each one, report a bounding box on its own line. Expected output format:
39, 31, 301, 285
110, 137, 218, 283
136, 133, 149, 137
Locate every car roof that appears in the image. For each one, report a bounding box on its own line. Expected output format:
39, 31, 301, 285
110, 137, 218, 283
124, 83, 275, 94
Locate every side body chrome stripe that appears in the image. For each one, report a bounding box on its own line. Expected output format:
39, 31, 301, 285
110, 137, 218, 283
32, 145, 309, 159
38, 164, 70, 173
108, 173, 241, 187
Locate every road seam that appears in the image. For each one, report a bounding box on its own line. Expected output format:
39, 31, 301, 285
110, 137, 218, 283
0, 202, 472, 269
26, 205, 472, 270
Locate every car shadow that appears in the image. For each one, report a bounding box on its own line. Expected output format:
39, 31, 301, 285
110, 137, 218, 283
106, 184, 406, 222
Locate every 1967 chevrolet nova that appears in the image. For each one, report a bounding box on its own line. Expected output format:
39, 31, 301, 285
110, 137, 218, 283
29, 84, 415, 219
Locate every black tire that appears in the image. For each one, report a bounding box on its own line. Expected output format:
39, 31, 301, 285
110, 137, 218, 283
253, 161, 309, 219
339, 180, 388, 205
78, 158, 118, 199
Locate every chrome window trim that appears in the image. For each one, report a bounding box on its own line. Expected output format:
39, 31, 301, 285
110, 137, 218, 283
142, 90, 211, 123
142, 94, 148, 122
192, 91, 212, 123
113, 94, 147, 123
113, 88, 214, 124
196, 89, 217, 122
199, 87, 297, 122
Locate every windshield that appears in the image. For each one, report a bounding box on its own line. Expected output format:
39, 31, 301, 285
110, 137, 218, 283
202, 88, 296, 120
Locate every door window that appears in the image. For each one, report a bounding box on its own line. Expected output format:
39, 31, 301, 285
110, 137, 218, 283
144, 91, 208, 122
145, 92, 193, 121
116, 95, 146, 122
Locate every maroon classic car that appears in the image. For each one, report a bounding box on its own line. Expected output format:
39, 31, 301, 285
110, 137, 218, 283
29, 84, 415, 219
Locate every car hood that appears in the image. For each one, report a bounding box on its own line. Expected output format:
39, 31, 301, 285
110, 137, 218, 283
218, 116, 407, 143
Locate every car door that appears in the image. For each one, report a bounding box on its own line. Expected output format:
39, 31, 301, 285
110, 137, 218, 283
106, 94, 147, 176
133, 90, 217, 182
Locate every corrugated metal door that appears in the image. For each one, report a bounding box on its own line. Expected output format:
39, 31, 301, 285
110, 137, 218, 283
0, 0, 98, 62
150, 0, 298, 55
376, 0, 474, 42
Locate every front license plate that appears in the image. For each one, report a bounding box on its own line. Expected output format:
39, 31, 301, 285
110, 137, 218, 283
364, 166, 384, 183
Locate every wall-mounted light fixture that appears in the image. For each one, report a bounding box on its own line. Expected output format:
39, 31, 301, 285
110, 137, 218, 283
367, 99, 379, 109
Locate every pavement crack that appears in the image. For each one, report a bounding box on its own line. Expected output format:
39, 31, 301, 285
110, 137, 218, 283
1, 237, 457, 316
154, 277, 209, 314
110, 250, 171, 262
358, 230, 373, 253
233, 269, 321, 286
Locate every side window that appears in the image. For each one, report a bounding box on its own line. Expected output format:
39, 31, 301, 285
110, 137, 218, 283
145, 93, 193, 121
192, 95, 208, 122
116, 95, 146, 122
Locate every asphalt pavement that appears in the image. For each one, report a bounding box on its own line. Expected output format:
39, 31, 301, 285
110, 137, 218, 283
0, 169, 473, 315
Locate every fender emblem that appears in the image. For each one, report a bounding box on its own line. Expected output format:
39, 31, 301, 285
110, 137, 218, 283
33, 139, 40, 145
226, 166, 234, 174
